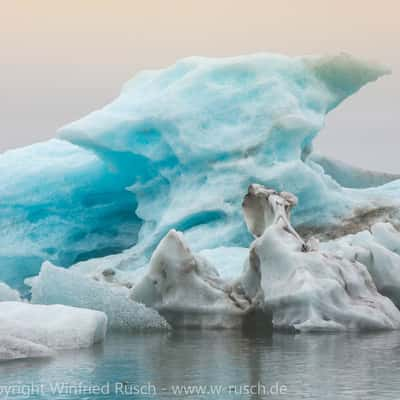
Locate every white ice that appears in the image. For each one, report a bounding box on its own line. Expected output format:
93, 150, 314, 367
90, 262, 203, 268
31, 262, 170, 331
0, 336, 54, 362
240, 184, 400, 331
0, 282, 21, 302
128, 184, 400, 332
130, 229, 264, 329
322, 222, 400, 307
0, 302, 107, 351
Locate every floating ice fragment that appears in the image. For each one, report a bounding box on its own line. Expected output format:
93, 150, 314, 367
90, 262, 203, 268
130, 229, 267, 329
32, 262, 170, 331
0, 302, 107, 350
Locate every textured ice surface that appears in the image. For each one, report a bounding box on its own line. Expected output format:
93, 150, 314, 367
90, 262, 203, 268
322, 223, 400, 308
1, 53, 398, 291
130, 229, 261, 329
241, 185, 400, 331
0, 140, 140, 291
57, 53, 400, 272
31, 262, 169, 331
0, 302, 107, 349
371, 222, 400, 254
127, 184, 400, 331
0, 282, 20, 301
0, 336, 54, 361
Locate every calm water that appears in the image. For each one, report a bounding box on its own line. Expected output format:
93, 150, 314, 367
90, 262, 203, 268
1, 330, 400, 399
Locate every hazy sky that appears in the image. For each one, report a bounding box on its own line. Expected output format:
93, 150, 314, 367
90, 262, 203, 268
1, 0, 399, 172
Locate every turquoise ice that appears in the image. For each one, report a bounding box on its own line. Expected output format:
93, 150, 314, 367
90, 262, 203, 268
1, 52, 399, 290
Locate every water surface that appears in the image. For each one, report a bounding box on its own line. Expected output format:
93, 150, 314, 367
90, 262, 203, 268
1, 330, 400, 399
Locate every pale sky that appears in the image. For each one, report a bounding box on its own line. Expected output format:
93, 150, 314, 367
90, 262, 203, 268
1, 0, 399, 172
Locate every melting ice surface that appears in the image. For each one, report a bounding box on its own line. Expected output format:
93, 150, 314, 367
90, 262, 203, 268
2, 52, 400, 338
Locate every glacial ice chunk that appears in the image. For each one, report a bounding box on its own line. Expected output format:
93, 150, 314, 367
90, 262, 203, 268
128, 183, 400, 332
130, 229, 266, 329
0, 302, 107, 349
241, 184, 400, 331
31, 262, 169, 331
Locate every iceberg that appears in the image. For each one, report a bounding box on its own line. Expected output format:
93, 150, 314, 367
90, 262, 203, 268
0, 302, 107, 352
1, 52, 400, 333
1, 53, 399, 292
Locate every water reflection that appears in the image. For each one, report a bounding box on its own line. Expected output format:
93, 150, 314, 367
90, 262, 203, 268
1, 330, 400, 399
